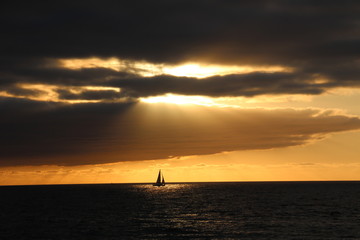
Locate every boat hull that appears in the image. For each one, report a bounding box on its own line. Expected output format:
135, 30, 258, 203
153, 183, 165, 187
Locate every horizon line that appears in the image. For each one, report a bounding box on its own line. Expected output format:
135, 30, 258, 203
1, 180, 360, 187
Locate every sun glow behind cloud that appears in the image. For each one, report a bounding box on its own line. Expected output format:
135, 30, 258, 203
162, 64, 291, 78
140, 93, 315, 108
4, 57, 358, 109
140, 94, 221, 106
59, 57, 292, 78
0, 57, 293, 104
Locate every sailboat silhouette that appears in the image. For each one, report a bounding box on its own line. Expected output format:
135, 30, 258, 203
153, 170, 165, 186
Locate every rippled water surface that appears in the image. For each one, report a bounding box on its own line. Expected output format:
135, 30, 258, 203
0, 182, 359, 239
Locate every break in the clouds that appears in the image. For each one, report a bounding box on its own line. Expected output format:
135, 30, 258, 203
1, 98, 360, 166
1, 0, 360, 101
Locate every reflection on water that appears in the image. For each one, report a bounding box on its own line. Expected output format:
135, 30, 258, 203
134, 183, 192, 191
0, 182, 360, 239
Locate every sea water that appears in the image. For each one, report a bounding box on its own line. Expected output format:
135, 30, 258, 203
0, 182, 359, 239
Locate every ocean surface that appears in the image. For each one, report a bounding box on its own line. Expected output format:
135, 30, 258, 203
0, 182, 359, 239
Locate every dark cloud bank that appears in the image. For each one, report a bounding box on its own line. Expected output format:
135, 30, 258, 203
1, 1, 360, 166
1, 98, 360, 166
1, 0, 360, 100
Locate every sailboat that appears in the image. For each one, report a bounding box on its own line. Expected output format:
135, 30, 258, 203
153, 170, 166, 186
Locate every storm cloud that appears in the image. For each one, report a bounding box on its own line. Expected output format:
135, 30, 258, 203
1, 0, 359, 63
1, 98, 360, 166
0, 0, 360, 100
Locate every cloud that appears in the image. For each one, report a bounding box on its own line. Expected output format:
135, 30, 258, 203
0, 1, 360, 100
1, 98, 359, 166
1, 1, 360, 168
1, 1, 358, 63
108, 72, 326, 97
56, 89, 122, 101
0, 68, 348, 101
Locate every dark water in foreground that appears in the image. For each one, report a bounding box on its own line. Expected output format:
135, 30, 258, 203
0, 182, 359, 239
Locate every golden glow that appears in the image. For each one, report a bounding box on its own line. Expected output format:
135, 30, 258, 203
1, 84, 121, 103
140, 94, 221, 106
12, 84, 59, 102
59, 57, 163, 77
140, 93, 314, 108
83, 86, 121, 92
162, 63, 291, 78
59, 57, 292, 78
59, 57, 121, 71
1, 131, 360, 185
140, 88, 360, 113
0, 91, 19, 98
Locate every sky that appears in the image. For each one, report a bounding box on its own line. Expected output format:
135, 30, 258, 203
1, 0, 360, 185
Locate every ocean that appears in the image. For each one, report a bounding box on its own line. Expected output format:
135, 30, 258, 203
0, 182, 359, 239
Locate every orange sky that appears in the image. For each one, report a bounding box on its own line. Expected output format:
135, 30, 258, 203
1, 87, 360, 185
1, 130, 360, 185
2, 2, 360, 185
